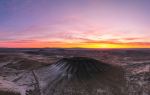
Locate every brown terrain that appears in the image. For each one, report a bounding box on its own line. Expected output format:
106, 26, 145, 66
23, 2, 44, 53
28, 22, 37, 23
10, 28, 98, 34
0, 48, 149, 95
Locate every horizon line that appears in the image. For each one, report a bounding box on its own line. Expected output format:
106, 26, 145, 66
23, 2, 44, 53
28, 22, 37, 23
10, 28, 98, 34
1, 47, 150, 49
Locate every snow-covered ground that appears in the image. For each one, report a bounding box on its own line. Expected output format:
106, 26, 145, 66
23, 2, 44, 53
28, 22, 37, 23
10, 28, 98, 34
0, 78, 26, 95
0, 49, 149, 95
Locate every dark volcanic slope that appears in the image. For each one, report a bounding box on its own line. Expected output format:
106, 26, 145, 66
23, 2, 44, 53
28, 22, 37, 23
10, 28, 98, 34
43, 57, 127, 95
55, 57, 110, 79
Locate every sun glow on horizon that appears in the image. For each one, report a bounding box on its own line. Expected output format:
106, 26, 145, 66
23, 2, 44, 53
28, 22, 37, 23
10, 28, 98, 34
1, 40, 150, 48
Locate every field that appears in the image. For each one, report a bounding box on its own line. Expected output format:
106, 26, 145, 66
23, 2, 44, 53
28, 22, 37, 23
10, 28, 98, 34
0, 48, 149, 95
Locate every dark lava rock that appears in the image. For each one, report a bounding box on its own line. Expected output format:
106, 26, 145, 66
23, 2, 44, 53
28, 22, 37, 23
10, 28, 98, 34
42, 57, 127, 95
0, 90, 21, 95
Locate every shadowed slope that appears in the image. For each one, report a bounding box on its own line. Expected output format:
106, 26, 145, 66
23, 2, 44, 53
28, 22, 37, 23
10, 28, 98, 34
0, 90, 21, 95
55, 57, 111, 79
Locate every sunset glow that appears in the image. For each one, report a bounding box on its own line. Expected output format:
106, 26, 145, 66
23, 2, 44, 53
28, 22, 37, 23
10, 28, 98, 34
0, 0, 150, 48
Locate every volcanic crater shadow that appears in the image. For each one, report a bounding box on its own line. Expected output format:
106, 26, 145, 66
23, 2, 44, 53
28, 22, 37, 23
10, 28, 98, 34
43, 57, 127, 95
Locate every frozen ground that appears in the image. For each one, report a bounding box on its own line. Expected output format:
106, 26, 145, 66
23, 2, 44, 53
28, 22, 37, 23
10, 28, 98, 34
0, 48, 149, 95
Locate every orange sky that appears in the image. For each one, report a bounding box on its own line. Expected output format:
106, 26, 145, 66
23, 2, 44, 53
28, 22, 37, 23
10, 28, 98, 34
1, 40, 150, 48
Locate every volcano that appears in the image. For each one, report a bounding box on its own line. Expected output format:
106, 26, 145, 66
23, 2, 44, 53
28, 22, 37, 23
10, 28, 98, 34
41, 57, 127, 95
55, 57, 111, 79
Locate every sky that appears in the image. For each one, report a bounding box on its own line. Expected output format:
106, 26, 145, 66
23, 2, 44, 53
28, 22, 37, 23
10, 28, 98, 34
0, 0, 150, 48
